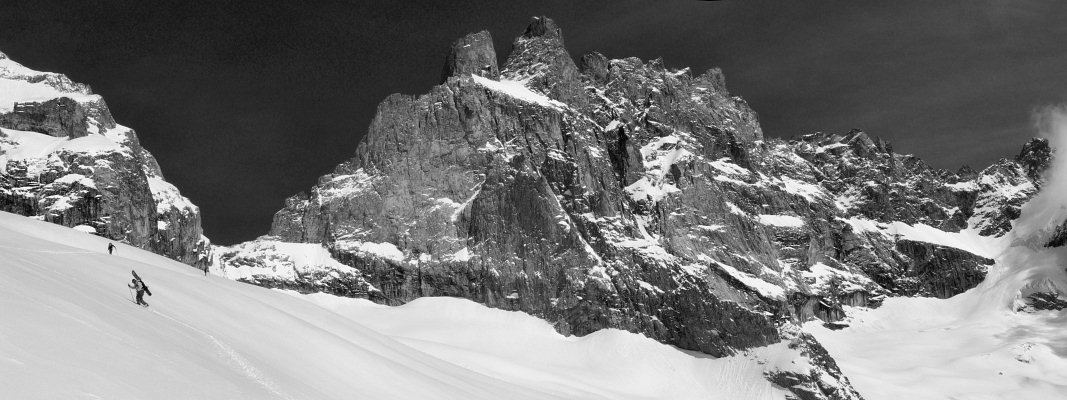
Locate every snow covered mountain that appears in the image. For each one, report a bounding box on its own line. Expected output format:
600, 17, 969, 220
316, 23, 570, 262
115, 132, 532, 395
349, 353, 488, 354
5, 15, 1067, 400
2, 209, 833, 400
0, 50, 210, 266
804, 110, 1067, 399
207, 17, 1063, 398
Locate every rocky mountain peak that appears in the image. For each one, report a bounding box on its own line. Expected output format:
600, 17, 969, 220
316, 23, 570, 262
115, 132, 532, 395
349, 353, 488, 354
956, 164, 978, 180
696, 67, 729, 95
501, 16, 584, 105
520, 16, 564, 44
578, 51, 608, 83
1017, 137, 1051, 184
799, 129, 892, 159
441, 30, 498, 82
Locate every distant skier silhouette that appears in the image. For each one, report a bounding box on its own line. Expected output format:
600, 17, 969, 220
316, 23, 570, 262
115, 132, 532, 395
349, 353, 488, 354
107, 242, 115, 255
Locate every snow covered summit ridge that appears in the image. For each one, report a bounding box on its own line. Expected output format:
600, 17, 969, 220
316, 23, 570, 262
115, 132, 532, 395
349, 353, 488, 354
0, 50, 100, 112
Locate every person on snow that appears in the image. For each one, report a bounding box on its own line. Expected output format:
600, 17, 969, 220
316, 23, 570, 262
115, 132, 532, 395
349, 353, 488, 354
128, 278, 148, 306
108, 242, 116, 255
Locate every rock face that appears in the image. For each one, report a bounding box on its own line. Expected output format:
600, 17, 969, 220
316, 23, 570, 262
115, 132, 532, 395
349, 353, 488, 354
0, 51, 210, 267
441, 30, 498, 81
0, 97, 91, 138
218, 17, 1048, 400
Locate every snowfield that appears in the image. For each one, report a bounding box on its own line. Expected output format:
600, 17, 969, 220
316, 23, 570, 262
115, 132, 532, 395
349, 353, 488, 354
0, 211, 797, 399
807, 295, 1067, 400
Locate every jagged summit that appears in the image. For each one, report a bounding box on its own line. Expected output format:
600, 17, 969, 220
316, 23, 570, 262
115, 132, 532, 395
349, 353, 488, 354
797, 129, 893, 156
441, 30, 498, 82
520, 16, 564, 43
498, 16, 584, 105
1017, 137, 1051, 183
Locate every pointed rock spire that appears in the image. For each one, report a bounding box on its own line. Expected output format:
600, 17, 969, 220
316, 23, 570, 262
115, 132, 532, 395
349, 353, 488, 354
441, 30, 499, 82
501, 16, 585, 106
520, 16, 564, 44
579, 52, 609, 84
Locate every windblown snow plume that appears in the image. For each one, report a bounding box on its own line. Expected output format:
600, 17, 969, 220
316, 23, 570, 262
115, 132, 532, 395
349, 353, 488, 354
989, 105, 1067, 310
1015, 106, 1067, 243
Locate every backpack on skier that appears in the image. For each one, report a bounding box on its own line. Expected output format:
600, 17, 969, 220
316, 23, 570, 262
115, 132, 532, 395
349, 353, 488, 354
132, 270, 152, 296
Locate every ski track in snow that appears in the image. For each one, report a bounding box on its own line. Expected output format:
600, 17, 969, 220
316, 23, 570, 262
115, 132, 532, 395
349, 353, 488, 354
146, 308, 294, 400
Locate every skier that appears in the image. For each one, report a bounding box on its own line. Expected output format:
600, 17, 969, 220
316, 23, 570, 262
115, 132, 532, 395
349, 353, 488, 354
128, 278, 149, 307
108, 242, 115, 255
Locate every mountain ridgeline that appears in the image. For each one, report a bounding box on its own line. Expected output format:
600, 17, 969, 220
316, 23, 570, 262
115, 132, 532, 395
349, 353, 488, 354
0, 51, 210, 267
211, 17, 1048, 399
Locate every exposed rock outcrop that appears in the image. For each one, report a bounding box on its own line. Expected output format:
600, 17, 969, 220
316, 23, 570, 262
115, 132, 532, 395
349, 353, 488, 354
0, 51, 210, 267
442, 30, 499, 82
0, 97, 90, 138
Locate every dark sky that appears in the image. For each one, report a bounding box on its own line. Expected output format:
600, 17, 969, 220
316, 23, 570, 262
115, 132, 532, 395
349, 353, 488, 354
3, 0, 1066, 245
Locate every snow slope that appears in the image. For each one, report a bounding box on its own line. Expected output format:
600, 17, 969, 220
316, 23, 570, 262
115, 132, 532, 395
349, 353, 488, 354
807, 295, 1067, 400
0, 210, 797, 399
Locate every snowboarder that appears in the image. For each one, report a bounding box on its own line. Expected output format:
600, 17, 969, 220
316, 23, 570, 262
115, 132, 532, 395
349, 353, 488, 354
128, 270, 151, 307
108, 242, 115, 255
128, 278, 148, 306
